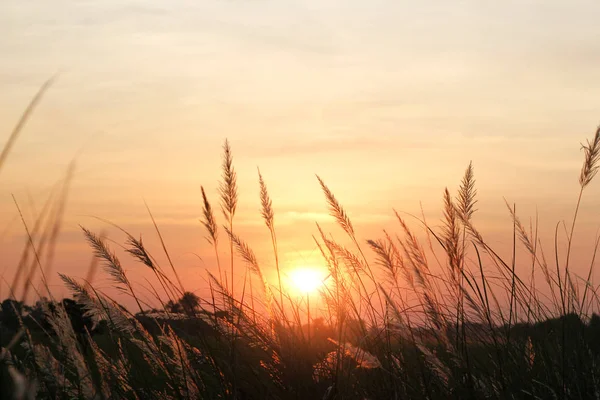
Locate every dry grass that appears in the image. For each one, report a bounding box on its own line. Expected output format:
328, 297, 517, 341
2, 94, 600, 399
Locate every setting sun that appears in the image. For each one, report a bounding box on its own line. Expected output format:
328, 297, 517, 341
288, 267, 326, 294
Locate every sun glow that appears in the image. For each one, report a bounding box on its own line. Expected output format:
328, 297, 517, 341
288, 267, 325, 294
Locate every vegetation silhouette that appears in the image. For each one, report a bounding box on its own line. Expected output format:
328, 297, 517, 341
2, 86, 600, 399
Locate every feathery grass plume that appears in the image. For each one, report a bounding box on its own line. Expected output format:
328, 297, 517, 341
206, 269, 246, 329
314, 223, 334, 262
220, 139, 238, 222
158, 325, 201, 398
416, 343, 450, 388
125, 233, 182, 304
81, 226, 129, 289
393, 212, 429, 289
379, 285, 409, 336
59, 273, 99, 327
225, 226, 273, 317
314, 228, 347, 317
326, 238, 379, 323
394, 212, 427, 269
84, 216, 171, 283
458, 274, 487, 323
225, 227, 262, 286
563, 126, 600, 309
130, 331, 170, 378
317, 175, 385, 319
460, 213, 485, 245
456, 209, 533, 309
579, 125, 600, 188
258, 168, 284, 315
122, 312, 189, 393
442, 188, 462, 277
323, 238, 366, 277
59, 273, 134, 334
389, 237, 416, 290
314, 224, 357, 358
380, 229, 411, 302
327, 338, 382, 369
313, 338, 381, 387
206, 269, 261, 347
316, 175, 354, 236
504, 199, 535, 255
206, 270, 234, 315
219, 139, 238, 325
40, 161, 74, 292
0, 76, 55, 175
201, 186, 220, 246
317, 226, 378, 327
455, 162, 477, 342
393, 213, 450, 343
81, 226, 145, 313
258, 168, 274, 231
42, 301, 94, 398
457, 161, 477, 221
27, 341, 74, 396
200, 185, 226, 297
126, 234, 155, 270
85, 330, 133, 398
367, 235, 402, 289
502, 197, 548, 318
84, 244, 100, 286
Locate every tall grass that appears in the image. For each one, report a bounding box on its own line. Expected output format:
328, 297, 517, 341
2, 117, 600, 399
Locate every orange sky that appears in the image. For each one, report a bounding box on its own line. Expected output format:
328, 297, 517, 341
0, 0, 599, 310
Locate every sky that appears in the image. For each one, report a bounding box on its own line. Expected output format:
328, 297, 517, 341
0, 0, 599, 309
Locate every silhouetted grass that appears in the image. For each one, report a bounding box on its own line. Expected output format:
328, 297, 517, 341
2, 92, 600, 399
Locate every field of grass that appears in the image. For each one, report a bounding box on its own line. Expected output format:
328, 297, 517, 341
1, 85, 600, 399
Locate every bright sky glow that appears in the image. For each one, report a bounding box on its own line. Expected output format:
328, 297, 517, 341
288, 267, 326, 294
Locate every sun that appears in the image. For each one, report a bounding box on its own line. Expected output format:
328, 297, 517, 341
288, 267, 325, 294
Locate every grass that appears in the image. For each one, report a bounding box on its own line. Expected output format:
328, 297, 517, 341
1, 87, 600, 398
